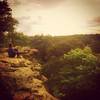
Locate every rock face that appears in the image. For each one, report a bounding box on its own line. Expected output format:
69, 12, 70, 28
0, 56, 58, 100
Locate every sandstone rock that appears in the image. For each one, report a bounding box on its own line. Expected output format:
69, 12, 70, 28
0, 57, 58, 100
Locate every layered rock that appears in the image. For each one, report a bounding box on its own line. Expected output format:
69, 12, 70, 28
0, 56, 58, 100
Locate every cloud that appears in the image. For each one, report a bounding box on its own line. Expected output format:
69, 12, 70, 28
87, 16, 100, 33
93, 17, 100, 24
89, 17, 100, 27
8, 0, 100, 35
17, 15, 42, 25
9, 0, 66, 7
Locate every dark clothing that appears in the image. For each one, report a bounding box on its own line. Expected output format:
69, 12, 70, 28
8, 48, 16, 57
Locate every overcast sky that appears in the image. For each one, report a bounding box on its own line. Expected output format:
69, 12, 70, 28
8, 0, 100, 36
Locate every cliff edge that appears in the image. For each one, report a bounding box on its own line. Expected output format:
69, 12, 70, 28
0, 54, 58, 100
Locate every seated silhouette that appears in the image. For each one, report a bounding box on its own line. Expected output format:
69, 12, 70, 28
8, 43, 19, 58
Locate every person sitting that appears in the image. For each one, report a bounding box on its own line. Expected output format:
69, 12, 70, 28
8, 43, 17, 58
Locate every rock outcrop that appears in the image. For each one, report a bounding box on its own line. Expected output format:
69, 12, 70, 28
0, 56, 58, 100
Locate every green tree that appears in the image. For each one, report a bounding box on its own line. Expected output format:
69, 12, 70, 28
0, 0, 18, 47
43, 47, 99, 99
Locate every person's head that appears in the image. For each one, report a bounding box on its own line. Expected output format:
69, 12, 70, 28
9, 43, 13, 48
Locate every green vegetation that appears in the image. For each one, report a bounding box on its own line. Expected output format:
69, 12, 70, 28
24, 34, 100, 99
29, 34, 100, 62
0, 0, 18, 47
42, 47, 100, 99
2, 33, 100, 99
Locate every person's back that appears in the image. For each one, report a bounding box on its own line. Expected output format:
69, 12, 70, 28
8, 43, 16, 58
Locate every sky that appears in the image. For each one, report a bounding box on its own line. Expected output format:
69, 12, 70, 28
8, 0, 100, 36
